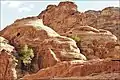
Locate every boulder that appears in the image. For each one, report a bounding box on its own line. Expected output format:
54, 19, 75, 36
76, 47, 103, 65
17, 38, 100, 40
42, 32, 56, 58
0, 18, 86, 74
0, 37, 17, 80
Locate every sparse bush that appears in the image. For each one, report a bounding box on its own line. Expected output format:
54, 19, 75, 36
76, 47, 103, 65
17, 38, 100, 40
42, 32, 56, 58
19, 45, 34, 65
70, 35, 81, 42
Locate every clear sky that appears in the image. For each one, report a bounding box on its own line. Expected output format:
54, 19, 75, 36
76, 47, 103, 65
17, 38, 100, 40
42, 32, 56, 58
0, 0, 119, 30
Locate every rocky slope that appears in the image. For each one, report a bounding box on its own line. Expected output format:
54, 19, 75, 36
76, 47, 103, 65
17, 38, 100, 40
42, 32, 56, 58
0, 1, 120, 80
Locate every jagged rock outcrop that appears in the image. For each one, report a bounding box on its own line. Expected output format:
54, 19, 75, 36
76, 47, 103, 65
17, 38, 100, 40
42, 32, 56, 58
38, 2, 120, 42
23, 59, 120, 80
0, 18, 86, 76
0, 37, 17, 80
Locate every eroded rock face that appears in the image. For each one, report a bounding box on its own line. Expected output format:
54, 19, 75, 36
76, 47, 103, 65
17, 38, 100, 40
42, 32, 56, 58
0, 37, 17, 80
38, 1, 120, 59
84, 7, 120, 41
38, 2, 120, 41
0, 18, 86, 74
23, 59, 120, 80
38, 2, 79, 35
0, 1, 120, 79
64, 26, 120, 59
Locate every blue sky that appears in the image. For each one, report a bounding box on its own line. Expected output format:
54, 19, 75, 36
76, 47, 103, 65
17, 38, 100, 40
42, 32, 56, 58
0, 0, 119, 30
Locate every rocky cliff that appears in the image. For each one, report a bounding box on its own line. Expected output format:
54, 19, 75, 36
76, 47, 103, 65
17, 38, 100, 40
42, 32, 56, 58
0, 1, 120, 80
38, 2, 120, 60
38, 2, 120, 42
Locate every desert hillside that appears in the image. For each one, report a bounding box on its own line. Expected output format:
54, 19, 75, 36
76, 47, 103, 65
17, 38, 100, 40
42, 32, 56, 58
0, 1, 120, 80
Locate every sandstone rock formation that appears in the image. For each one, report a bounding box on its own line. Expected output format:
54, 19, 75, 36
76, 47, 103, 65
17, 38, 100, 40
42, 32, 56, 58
65, 26, 120, 59
38, 2, 120, 42
23, 59, 120, 80
0, 18, 86, 77
84, 7, 120, 41
38, 1, 120, 60
0, 37, 17, 80
0, 1, 120, 80
23, 73, 120, 80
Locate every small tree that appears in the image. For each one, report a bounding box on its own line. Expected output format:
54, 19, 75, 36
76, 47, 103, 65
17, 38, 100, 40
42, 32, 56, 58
19, 45, 34, 65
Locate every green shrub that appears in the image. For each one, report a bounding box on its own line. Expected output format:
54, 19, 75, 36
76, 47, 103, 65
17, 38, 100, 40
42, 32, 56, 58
19, 45, 34, 65
70, 35, 81, 42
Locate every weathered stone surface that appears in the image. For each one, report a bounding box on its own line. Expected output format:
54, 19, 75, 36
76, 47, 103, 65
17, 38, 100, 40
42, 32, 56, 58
64, 26, 120, 59
84, 7, 120, 41
38, 2, 120, 42
0, 37, 17, 80
0, 18, 86, 74
0, 1, 120, 79
23, 59, 120, 80
38, 1, 120, 59
38, 2, 79, 35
